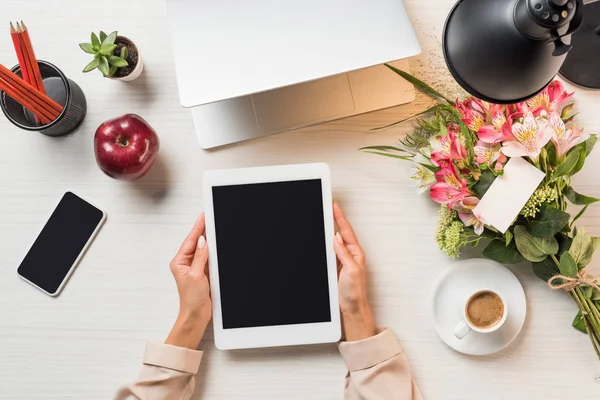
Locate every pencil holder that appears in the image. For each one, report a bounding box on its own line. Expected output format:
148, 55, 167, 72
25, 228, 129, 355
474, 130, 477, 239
0, 61, 87, 137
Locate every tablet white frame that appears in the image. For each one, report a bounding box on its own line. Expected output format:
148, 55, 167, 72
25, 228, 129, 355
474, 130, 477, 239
203, 163, 341, 350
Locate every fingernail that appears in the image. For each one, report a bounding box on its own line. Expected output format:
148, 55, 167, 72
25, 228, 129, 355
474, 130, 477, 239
335, 232, 343, 244
198, 235, 206, 249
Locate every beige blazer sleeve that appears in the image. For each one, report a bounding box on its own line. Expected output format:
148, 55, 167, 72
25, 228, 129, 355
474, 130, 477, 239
338, 328, 423, 400
114, 342, 203, 400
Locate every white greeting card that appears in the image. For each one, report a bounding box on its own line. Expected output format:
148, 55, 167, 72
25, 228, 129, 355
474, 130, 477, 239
474, 157, 545, 233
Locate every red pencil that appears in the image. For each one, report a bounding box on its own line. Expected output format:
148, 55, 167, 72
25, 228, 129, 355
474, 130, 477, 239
20, 21, 45, 95
9, 22, 30, 84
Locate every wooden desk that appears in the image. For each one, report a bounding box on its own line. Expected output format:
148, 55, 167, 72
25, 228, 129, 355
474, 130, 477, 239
1, 0, 599, 398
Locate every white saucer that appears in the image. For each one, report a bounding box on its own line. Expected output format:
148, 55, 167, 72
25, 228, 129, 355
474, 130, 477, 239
431, 258, 527, 356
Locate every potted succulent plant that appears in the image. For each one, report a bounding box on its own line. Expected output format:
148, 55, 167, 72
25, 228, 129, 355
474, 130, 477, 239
79, 31, 143, 81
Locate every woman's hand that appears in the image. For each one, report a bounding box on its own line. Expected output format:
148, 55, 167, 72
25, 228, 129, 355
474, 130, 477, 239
333, 203, 377, 342
165, 214, 212, 350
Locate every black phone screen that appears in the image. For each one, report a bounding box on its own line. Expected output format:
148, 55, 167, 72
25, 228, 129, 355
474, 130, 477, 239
212, 179, 332, 329
17, 192, 105, 295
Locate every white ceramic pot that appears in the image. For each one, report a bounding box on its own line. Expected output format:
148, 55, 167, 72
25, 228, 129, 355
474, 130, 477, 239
110, 36, 144, 82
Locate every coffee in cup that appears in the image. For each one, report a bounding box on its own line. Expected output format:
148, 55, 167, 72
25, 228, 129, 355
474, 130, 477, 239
454, 288, 507, 339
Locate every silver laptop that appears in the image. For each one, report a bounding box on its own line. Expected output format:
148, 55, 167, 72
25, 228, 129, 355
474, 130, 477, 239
166, 0, 421, 149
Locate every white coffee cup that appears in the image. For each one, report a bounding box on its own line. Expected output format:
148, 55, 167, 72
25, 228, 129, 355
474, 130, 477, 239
453, 288, 507, 339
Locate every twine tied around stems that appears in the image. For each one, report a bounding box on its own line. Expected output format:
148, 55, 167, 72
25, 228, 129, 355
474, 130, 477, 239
548, 269, 600, 293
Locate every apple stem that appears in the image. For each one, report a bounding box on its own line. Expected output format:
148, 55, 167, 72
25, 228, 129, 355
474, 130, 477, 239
116, 136, 129, 147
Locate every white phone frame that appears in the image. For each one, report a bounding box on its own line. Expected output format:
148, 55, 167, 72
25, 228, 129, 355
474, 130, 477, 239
203, 163, 341, 350
17, 192, 106, 297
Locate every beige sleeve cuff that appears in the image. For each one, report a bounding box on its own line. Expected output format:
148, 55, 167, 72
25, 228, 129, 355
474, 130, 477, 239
143, 342, 203, 374
338, 328, 402, 371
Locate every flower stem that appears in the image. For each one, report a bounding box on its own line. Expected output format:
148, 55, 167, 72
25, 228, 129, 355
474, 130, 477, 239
571, 291, 600, 359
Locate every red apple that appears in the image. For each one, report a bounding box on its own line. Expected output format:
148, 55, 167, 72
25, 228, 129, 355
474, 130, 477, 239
94, 114, 160, 181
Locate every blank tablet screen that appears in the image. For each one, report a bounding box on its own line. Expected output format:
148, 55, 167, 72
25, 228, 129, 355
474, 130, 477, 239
212, 179, 332, 329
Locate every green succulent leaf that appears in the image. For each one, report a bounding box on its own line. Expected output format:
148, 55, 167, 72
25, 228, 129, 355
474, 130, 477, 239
108, 56, 128, 68
79, 43, 96, 54
100, 43, 117, 56
99, 30, 107, 42
82, 58, 100, 73
108, 65, 117, 77
120, 46, 128, 60
91, 32, 100, 50
104, 31, 118, 46
98, 56, 110, 77
514, 225, 558, 262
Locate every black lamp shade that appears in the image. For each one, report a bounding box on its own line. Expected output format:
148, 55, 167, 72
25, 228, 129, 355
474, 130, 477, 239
443, 0, 580, 104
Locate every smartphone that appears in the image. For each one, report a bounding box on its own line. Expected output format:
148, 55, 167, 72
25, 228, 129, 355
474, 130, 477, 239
17, 192, 106, 296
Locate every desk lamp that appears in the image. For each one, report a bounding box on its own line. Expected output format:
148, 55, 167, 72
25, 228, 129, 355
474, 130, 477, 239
443, 0, 589, 104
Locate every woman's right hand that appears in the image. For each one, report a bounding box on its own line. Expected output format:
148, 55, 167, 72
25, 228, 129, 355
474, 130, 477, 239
333, 202, 377, 342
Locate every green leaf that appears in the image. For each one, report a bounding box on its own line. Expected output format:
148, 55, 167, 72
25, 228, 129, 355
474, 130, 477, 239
372, 105, 440, 131
568, 226, 599, 267
582, 286, 593, 299
532, 257, 560, 282
571, 205, 589, 229
99, 31, 107, 42
561, 103, 575, 119
103, 31, 118, 46
514, 225, 559, 262
108, 56, 128, 67
564, 186, 600, 205
98, 56, 109, 77
585, 135, 598, 157
359, 145, 410, 153
91, 32, 100, 50
79, 43, 96, 54
554, 150, 580, 177
108, 65, 117, 77
505, 230, 513, 246
120, 46, 128, 60
571, 146, 587, 175
483, 240, 524, 264
556, 232, 573, 255
82, 58, 100, 73
363, 151, 414, 161
547, 143, 557, 166
530, 204, 570, 238
100, 43, 117, 56
384, 64, 453, 104
572, 311, 587, 334
558, 252, 578, 278
473, 170, 497, 198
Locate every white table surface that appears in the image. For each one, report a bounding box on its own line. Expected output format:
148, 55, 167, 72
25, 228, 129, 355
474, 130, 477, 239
1, 0, 600, 399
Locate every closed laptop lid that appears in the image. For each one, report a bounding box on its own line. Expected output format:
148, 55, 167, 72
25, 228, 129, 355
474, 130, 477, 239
166, 0, 421, 107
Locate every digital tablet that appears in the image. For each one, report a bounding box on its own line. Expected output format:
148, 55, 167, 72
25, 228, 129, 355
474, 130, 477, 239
203, 163, 341, 349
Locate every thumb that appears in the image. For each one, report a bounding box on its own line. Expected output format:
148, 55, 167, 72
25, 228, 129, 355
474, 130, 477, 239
190, 235, 209, 276
334, 232, 357, 269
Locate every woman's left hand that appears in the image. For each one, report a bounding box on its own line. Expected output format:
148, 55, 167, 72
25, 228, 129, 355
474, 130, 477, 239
165, 213, 212, 350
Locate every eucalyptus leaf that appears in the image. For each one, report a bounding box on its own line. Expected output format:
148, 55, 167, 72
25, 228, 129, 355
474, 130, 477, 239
558, 252, 577, 278
556, 232, 573, 255
384, 64, 453, 104
582, 286, 593, 299
554, 150, 580, 177
580, 237, 600, 268
530, 204, 570, 238
483, 240, 524, 264
532, 257, 560, 282
505, 230, 513, 246
79, 43, 95, 54
564, 186, 599, 205
91, 32, 100, 50
474, 170, 496, 197
98, 56, 109, 77
514, 225, 558, 262
100, 43, 117, 56
108, 56, 128, 68
104, 31, 118, 46
372, 105, 440, 131
569, 226, 597, 267
572, 311, 587, 334
82, 58, 100, 73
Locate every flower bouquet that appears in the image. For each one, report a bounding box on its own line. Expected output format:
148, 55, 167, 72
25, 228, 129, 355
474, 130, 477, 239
363, 65, 600, 359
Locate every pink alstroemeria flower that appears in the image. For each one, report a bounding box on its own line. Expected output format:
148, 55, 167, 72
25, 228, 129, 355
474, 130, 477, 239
501, 112, 552, 162
548, 112, 589, 158
473, 140, 501, 165
456, 98, 487, 132
478, 109, 520, 144
430, 162, 471, 207
453, 196, 485, 235
525, 81, 574, 116
430, 129, 467, 167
